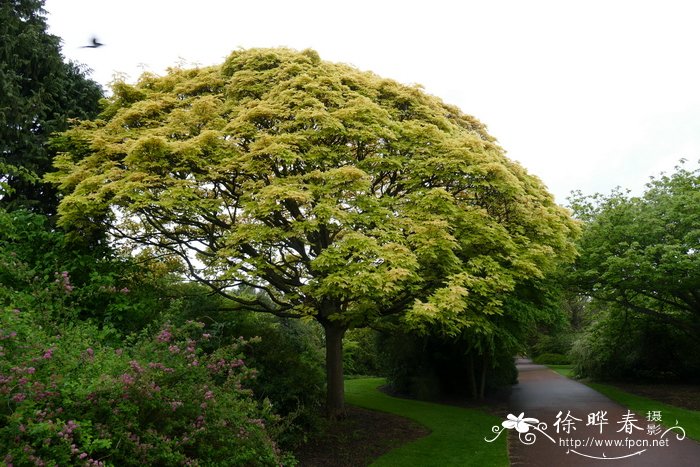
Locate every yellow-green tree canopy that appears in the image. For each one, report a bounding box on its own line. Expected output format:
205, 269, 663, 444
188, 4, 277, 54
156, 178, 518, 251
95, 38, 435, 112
48, 48, 578, 416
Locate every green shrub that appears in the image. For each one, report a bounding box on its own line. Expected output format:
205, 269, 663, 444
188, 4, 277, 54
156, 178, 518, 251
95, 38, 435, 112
570, 307, 700, 381
532, 353, 571, 365
0, 208, 169, 333
0, 236, 296, 465
172, 297, 326, 449
530, 333, 574, 357
343, 328, 382, 376
0, 309, 294, 466
237, 317, 325, 448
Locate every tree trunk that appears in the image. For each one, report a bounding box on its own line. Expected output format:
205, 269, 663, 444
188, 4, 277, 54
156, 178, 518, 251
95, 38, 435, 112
322, 320, 347, 419
478, 351, 488, 400
467, 353, 477, 399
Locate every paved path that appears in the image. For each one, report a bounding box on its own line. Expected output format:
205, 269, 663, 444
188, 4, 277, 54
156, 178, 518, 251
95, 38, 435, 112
507, 358, 700, 466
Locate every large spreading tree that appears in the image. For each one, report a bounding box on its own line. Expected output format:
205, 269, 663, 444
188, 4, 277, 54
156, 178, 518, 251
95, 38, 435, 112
48, 48, 578, 417
570, 161, 700, 337
0, 0, 103, 214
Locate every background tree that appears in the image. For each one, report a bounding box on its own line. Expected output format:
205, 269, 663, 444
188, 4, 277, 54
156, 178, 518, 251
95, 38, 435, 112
568, 161, 700, 380
0, 0, 103, 214
570, 161, 700, 336
48, 48, 578, 417
384, 266, 574, 400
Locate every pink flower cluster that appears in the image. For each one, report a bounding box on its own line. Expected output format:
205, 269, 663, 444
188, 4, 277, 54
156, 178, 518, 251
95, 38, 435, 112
157, 328, 172, 343
100, 285, 130, 294
0, 330, 17, 340
120, 373, 135, 385
55, 271, 73, 294
147, 362, 174, 373
57, 420, 79, 441
169, 400, 183, 411
206, 358, 245, 374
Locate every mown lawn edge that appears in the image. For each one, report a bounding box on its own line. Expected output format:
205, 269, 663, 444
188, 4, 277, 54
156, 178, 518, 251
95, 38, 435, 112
345, 377, 508, 467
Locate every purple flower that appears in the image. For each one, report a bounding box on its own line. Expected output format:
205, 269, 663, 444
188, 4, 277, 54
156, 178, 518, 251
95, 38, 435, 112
157, 329, 172, 343
120, 373, 135, 385
56, 271, 74, 294
0, 331, 17, 340
231, 359, 244, 368
170, 400, 183, 411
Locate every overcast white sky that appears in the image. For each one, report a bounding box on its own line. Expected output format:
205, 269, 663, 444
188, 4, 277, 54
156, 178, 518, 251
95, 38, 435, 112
44, 0, 700, 204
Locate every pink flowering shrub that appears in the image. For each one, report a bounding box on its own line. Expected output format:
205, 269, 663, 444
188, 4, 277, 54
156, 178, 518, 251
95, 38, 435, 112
0, 308, 295, 466
0, 209, 300, 464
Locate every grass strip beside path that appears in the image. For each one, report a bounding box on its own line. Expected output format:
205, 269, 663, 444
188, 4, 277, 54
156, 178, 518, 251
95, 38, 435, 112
546, 364, 574, 377
587, 382, 700, 442
345, 378, 508, 467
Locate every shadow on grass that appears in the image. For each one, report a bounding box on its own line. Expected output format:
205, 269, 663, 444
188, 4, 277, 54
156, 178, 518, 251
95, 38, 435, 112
345, 378, 508, 467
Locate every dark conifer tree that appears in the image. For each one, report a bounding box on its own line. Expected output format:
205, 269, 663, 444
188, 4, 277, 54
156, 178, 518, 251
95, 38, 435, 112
0, 0, 103, 215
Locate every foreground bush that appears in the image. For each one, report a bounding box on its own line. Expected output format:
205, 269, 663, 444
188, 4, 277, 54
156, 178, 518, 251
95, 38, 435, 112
0, 307, 294, 466
0, 208, 172, 334
173, 294, 326, 449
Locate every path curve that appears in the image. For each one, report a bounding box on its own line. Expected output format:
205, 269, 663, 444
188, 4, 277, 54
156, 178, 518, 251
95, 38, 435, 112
508, 358, 700, 466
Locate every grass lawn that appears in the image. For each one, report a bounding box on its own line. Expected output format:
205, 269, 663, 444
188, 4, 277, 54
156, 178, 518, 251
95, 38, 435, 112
546, 364, 574, 378
586, 382, 700, 442
345, 378, 508, 467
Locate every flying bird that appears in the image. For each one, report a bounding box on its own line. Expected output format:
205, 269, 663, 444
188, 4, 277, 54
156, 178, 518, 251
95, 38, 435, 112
81, 37, 104, 48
